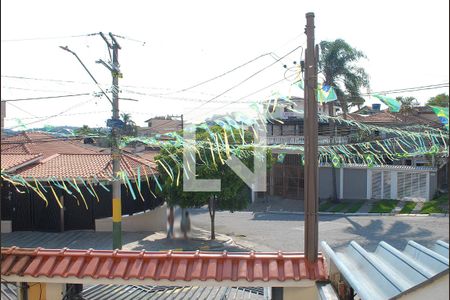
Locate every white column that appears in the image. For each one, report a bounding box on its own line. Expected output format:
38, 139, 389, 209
367, 169, 372, 199
391, 171, 398, 200
426, 172, 430, 200
339, 168, 344, 200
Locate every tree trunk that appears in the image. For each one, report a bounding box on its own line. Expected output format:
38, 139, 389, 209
208, 196, 216, 240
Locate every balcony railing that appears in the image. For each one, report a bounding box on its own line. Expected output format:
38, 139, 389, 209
266, 135, 348, 145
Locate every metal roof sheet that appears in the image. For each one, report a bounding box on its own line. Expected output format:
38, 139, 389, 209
322, 240, 449, 300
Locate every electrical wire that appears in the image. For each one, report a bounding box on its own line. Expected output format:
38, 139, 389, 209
7, 97, 98, 130
1, 93, 91, 102
155, 52, 276, 96
1, 33, 99, 43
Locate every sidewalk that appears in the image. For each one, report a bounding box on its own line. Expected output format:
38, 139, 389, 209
249, 197, 448, 216
1, 227, 245, 252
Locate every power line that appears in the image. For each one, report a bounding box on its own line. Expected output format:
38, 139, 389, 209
1, 93, 91, 102
4, 110, 110, 121
7, 97, 97, 130
156, 52, 275, 96
149, 73, 299, 132
183, 45, 304, 115
365, 84, 449, 96
1, 33, 99, 43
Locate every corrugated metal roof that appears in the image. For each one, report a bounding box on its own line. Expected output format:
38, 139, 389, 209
1, 282, 266, 299
81, 285, 265, 299
1, 247, 327, 284
321, 240, 449, 300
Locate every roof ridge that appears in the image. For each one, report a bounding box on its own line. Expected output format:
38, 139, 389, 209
39, 153, 60, 164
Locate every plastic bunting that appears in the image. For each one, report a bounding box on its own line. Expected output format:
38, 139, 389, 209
1, 95, 449, 207
430, 106, 449, 130
277, 153, 286, 163
295, 80, 337, 103
372, 94, 401, 113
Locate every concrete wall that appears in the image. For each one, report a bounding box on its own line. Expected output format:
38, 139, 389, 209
1, 220, 12, 233
319, 167, 341, 200
343, 168, 367, 200
394, 271, 449, 300
1, 101, 5, 130
429, 171, 438, 199
96, 204, 167, 232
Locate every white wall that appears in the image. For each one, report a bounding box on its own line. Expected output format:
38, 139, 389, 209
95, 204, 167, 232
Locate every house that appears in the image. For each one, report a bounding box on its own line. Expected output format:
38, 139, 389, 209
1, 132, 164, 233
260, 98, 446, 201
138, 115, 183, 137
0, 247, 328, 300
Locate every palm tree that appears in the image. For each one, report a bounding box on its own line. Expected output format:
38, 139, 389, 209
319, 39, 370, 117
319, 39, 369, 202
120, 113, 137, 136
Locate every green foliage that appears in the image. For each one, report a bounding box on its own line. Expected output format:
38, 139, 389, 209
329, 202, 351, 212
369, 199, 398, 213
420, 193, 448, 214
319, 201, 335, 211
396, 96, 419, 115
319, 39, 370, 114
156, 125, 273, 212
427, 93, 449, 107
399, 201, 417, 214
74, 125, 98, 136
120, 113, 138, 136
346, 201, 365, 213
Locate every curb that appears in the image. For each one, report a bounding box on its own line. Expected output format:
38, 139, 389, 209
266, 210, 448, 217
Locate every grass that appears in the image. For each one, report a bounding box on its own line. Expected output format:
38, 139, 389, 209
399, 201, 417, 214
329, 202, 351, 213
346, 201, 365, 213
369, 199, 399, 213
319, 201, 335, 212
420, 193, 448, 214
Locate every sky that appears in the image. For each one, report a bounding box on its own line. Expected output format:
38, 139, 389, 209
1, 0, 449, 130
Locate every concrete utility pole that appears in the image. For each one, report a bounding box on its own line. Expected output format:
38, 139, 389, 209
304, 12, 319, 262
98, 32, 123, 249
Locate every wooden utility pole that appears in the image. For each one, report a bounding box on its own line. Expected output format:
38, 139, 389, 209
97, 32, 123, 249
304, 12, 319, 262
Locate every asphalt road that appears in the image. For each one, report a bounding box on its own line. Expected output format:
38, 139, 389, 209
189, 209, 450, 252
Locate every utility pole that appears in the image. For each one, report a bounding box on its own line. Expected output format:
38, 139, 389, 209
304, 12, 319, 263
97, 32, 123, 249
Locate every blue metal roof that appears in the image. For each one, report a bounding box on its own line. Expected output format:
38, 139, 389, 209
321, 240, 449, 300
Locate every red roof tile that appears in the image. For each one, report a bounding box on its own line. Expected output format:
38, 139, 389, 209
1, 132, 98, 158
16, 153, 157, 180
1, 247, 328, 283
1, 154, 42, 172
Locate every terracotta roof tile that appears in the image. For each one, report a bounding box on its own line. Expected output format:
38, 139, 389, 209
1, 247, 328, 283
1, 154, 42, 172
1, 132, 97, 158
16, 153, 157, 180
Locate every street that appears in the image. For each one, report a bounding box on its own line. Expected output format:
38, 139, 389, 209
189, 209, 450, 252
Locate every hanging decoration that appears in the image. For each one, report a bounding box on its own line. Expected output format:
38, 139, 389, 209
372, 94, 401, 112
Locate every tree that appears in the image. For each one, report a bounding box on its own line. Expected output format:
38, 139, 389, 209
120, 113, 137, 136
156, 126, 272, 239
74, 125, 97, 136
427, 93, 449, 107
396, 96, 419, 116
319, 39, 370, 116
319, 39, 370, 203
